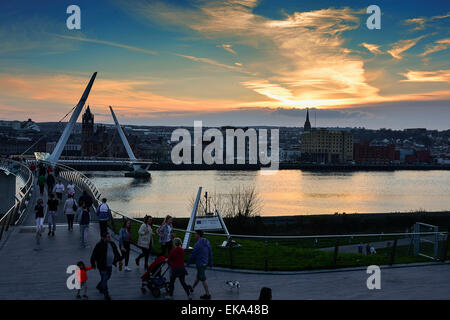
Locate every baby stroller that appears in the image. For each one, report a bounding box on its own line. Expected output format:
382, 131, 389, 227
140, 256, 170, 298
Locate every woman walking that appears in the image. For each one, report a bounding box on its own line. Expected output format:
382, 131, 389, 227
37, 174, 46, 196
34, 198, 45, 235
136, 215, 153, 269
53, 180, 65, 200
66, 180, 76, 197
63, 194, 77, 231
119, 220, 132, 271
158, 215, 174, 257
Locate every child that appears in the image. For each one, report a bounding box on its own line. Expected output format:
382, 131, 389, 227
167, 238, 193, 299
75, 261, 92, 299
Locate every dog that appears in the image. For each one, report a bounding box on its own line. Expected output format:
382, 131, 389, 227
225, 280, 240, 293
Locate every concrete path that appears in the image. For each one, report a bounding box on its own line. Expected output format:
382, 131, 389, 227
1, 180, 449, 300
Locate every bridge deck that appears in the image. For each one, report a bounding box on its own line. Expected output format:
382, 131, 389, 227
1, 181, 450, 300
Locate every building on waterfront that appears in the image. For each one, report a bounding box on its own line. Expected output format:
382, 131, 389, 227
300, 110, 353, 163
353, 142, 399, 164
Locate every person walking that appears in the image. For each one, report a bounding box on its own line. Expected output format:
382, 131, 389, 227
75, 261, 92, 299
96, 198, 111, 236
77, 204, 90, 248
78, 190, 93, 213
47, 193, 59, 236
167, 238, 193, 300
90, 232, 122, 300
30, 163, 36, 177
46, 173, 55, 195
158, 215, 174, 257
66, 180, 76, 197
53, 180, 65, 200
136, 215, 153, 269
34, 198, 45, 235
119, 220, 132, 272
186, 230, 213, 300
37, 174, 46, 196
63, 194, 77, 231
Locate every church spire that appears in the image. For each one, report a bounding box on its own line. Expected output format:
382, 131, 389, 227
304, 108, 311, 131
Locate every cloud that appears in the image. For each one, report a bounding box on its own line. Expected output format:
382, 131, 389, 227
420, 38, 450, 56
360, 42, 383, 55
53, 34, 158, 55
400, 70, 450, 82
403, 18, 426, 31
217, 44, 236, 55
172, 53, 253, 74
387, 36, 424, 59
403, 12, 450, 31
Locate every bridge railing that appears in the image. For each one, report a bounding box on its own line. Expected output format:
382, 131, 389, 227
0, 159, 34, 240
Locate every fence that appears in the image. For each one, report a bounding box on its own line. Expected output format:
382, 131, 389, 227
0, 159, 35, 240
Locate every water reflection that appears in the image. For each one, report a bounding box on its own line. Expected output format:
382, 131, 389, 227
88, 170, 450, 218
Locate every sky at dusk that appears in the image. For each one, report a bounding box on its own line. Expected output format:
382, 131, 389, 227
0, 0, 449, 129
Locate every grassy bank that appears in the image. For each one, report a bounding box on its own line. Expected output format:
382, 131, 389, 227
108, 213, 450, 271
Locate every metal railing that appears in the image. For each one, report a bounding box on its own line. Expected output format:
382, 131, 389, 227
37, 161, 450, 271
0, 159, 35, 240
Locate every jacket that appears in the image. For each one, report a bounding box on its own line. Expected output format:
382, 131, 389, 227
137, 223, 153, 248
63, 198, 77, 215
46, 174, 55, 186
96, 203, 111, 221
158, 223, 173, 244
187, 237, 213, 267
168, 246, 186, 269
76, 266, 92, 283
118, 228, 131, 247
53, 183, 65, 193
90, 240, 122, 270
37, 175, 46, 186
78, 194, 93, 208
77, 209, 90, 225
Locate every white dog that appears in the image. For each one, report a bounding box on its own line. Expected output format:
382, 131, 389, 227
225, 280, 240, 293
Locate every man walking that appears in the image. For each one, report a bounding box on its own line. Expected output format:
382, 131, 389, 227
46, 193, 59, 236
46, 173, 55, 196
96, 198, 111, 236
186, 230, 213, 300
78, 190, 93, 213
90, 232, 122, 300
77, 204, 91, 248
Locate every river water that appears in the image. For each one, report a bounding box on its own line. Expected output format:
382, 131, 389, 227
87, 170, 450, 218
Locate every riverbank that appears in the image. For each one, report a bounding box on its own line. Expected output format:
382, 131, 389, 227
118, 210, 450, 236
64, 162, 450, 171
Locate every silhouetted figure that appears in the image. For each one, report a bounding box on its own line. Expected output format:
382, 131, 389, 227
259, 287, 272, 300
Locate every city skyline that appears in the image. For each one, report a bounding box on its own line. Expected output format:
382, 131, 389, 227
0, 0, 449, 129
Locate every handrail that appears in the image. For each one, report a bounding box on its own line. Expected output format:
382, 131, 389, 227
0, 159, 35, 240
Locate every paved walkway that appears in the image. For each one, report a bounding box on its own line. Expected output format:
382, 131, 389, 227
0, 181, 449, 300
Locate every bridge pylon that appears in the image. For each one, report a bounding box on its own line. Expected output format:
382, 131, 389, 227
47, 72, 97, 164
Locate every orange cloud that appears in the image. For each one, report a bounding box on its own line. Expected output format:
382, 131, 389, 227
387, 36, 424, 59
400, 70, 450, 82
420, 38, 450, 57
360, 42, 383, 55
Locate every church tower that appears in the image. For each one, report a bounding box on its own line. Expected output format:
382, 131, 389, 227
304, 108, 311, 132
82, 106, 94, 156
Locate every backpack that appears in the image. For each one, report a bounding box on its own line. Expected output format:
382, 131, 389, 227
72, 199, 78, 211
